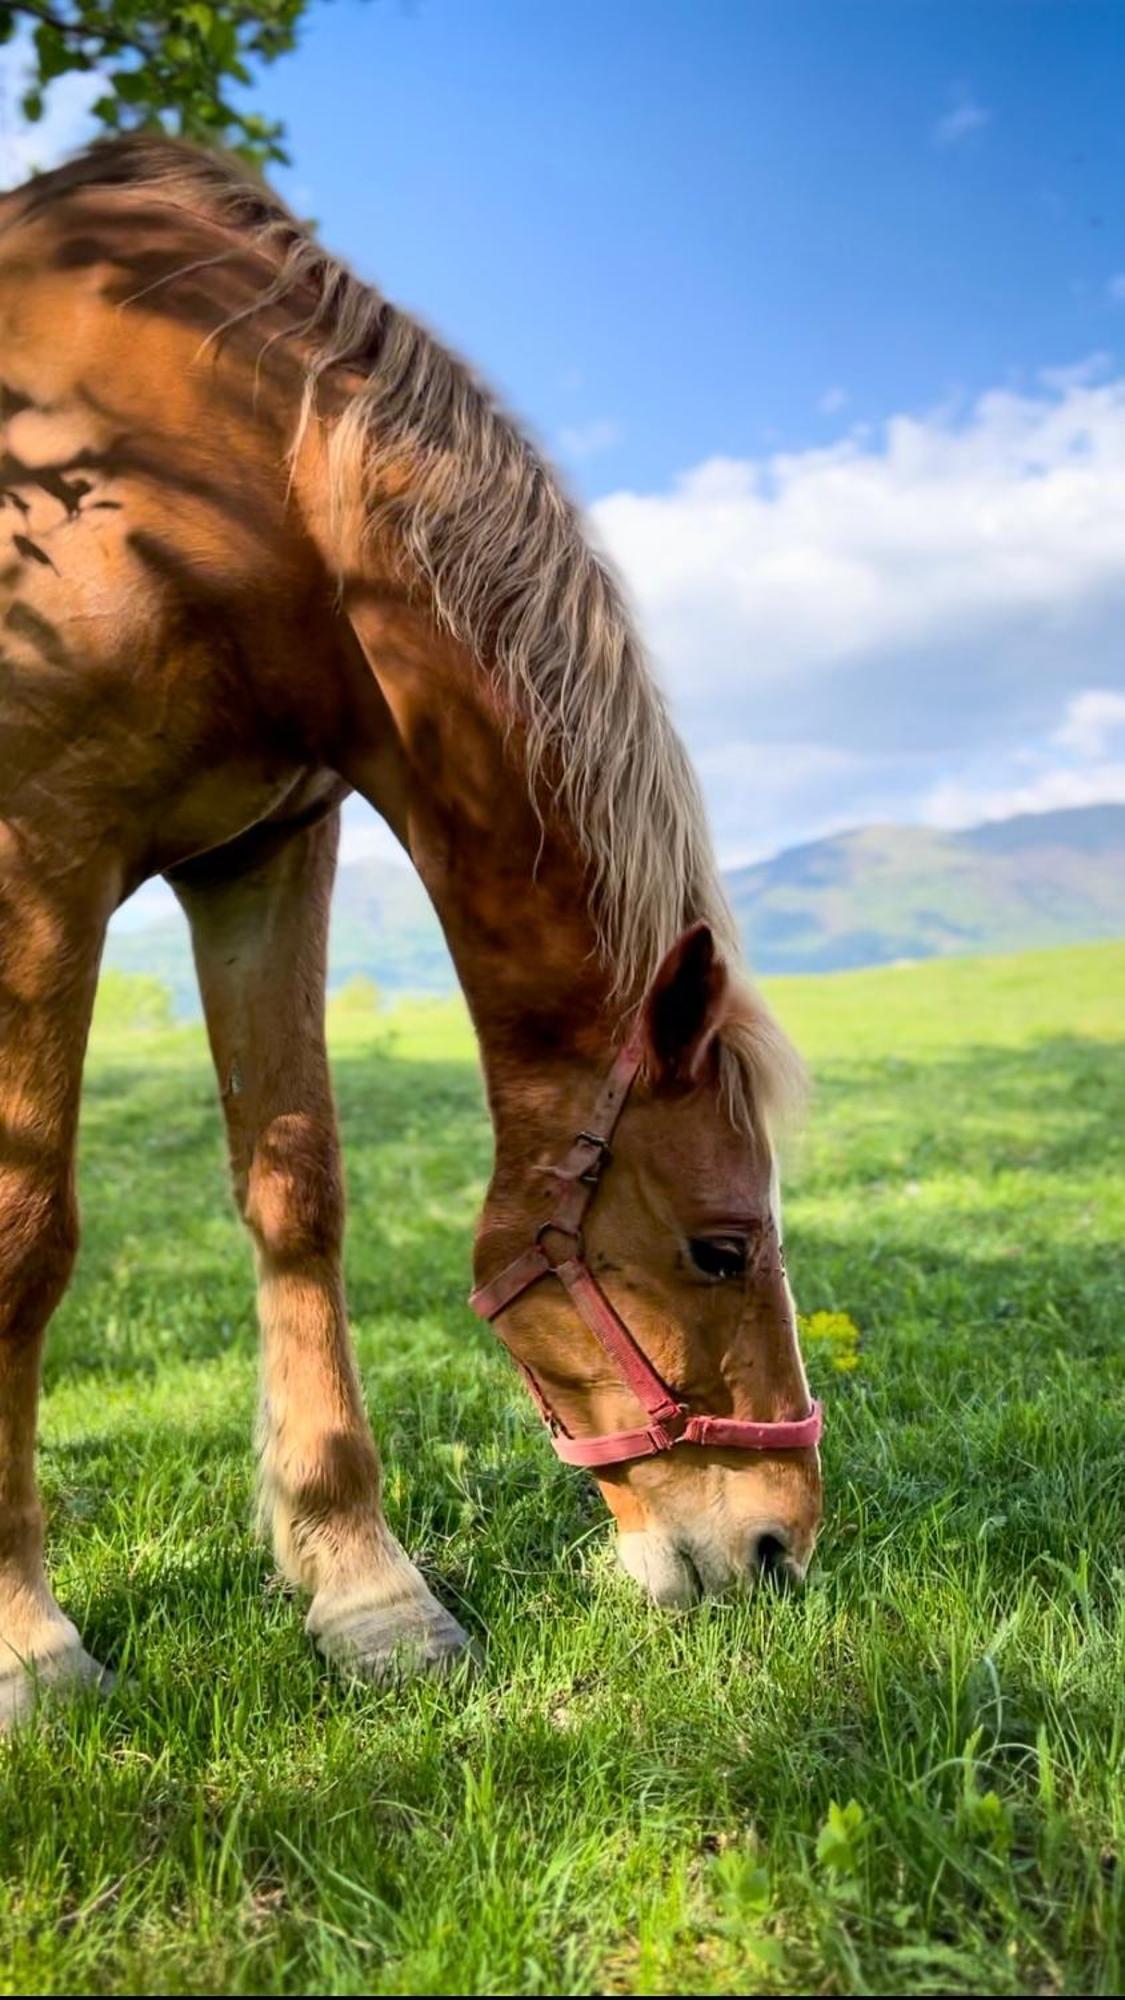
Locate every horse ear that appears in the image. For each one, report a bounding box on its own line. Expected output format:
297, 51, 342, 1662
642, 922, 730, 1089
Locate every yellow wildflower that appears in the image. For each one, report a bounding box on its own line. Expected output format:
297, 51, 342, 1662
798, 1309, 862, 1373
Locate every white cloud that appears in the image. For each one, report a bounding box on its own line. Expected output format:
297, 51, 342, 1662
922, 755, 1125, 831
693, 740, 890, 867
1108, 273, 1125, 305
0, 37, 101, 189
1038, 351, 1112, 393
933, 85, 990, 149
1052, 688, 1125, 760
918, 674, 1125, 828
591, 367, 1125, 861
90, 330, 1125, 892
107, 363, 1125, 893
558, 417, 623, 462
818, 386, 849, 416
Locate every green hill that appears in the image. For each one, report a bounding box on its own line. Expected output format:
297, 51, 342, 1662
727, 804, 1125, 973
104, 803, 1125, 1010
104, 853, 451, 1015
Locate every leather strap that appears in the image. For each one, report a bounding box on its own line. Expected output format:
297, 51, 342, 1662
551, 1401, 824, 1467
469, 1244, 551, 1321
468, 1039, 645, 1320
469, 1036, 823, 1469
553, 1257, 684, 1423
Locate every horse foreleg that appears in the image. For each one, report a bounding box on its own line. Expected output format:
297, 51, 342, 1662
172, 812, 470, 1683
0, 851, 116, 1725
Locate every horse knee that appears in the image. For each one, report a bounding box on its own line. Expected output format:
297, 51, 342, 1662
0, 1172, 79, 1337
243, 1113, 343, 1265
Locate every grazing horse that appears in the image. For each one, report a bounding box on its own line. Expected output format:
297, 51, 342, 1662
0, 139, 822, 1722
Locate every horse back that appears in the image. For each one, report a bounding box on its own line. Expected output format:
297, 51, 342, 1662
0, 172, 350, 889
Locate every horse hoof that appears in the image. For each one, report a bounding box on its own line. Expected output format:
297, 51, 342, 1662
0, 1646, 114, 1729
309, 1587, 475, 1686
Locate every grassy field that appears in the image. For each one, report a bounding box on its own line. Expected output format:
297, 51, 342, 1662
1, 942, 1122, 1995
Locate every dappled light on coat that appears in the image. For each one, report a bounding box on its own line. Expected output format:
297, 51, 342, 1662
0, 136, 818, 1721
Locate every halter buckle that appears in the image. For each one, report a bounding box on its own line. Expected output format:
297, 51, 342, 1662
575, 1131, 612, 1184
646, 1405, 689, 1452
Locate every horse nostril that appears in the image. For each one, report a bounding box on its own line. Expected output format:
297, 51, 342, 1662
753, 1530, 795, 1588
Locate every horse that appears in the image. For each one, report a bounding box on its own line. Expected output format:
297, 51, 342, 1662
0, 138, 822, 1723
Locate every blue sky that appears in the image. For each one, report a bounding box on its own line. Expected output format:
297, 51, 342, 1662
261, 0, 1125, 498
3, 0, 1125, 886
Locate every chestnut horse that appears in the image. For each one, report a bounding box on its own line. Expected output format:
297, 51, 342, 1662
0, 139, 821, 1723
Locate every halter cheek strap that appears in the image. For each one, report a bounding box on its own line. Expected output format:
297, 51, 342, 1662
469, 1038, 823, 1469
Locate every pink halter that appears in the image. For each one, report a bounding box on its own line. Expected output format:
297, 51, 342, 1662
469, 1039, 823, 1468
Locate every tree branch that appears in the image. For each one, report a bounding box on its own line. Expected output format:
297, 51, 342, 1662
9, 0, 157, 65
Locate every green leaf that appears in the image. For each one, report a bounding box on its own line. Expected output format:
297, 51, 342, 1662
711, 1851, 770, 1917
8, 0, 363, 168
33, 21, 73, 84
815, 1798, 870, 1879
111, 69, 156, 105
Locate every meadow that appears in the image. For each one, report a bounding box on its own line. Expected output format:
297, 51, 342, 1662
1, 942, 1122, 1996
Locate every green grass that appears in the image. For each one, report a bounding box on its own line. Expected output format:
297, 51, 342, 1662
2, 942, 1123, 1995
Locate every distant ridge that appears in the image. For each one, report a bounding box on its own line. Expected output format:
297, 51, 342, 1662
726, 804, 1125, 974
105, 803, 1125, 1010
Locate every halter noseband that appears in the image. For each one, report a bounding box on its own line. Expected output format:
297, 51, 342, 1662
469, 1039, 824, 1468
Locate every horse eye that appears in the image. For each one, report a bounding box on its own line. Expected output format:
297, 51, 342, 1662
688, 1236, 748, 1281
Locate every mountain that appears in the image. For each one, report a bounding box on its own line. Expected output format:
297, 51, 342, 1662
104, 803, 1125, 1010
104, 854, 451, 1016
726, 805, 1125, 974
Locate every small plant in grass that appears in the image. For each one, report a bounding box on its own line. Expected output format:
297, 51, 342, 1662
701, 1841, 786, 1975
799, 1309, 863, 1371
815, 1799, 871, 1887
956, 1730, 1014, 1856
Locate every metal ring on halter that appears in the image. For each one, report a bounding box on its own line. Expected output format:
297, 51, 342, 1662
535, 1217, 585, 1265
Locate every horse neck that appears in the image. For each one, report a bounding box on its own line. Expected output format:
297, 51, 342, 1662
337, 580, 629, 1157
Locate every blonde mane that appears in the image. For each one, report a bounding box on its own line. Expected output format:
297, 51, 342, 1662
37, 137, 802, 1131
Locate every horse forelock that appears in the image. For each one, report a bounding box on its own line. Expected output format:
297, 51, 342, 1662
35, 135, 800, 1135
